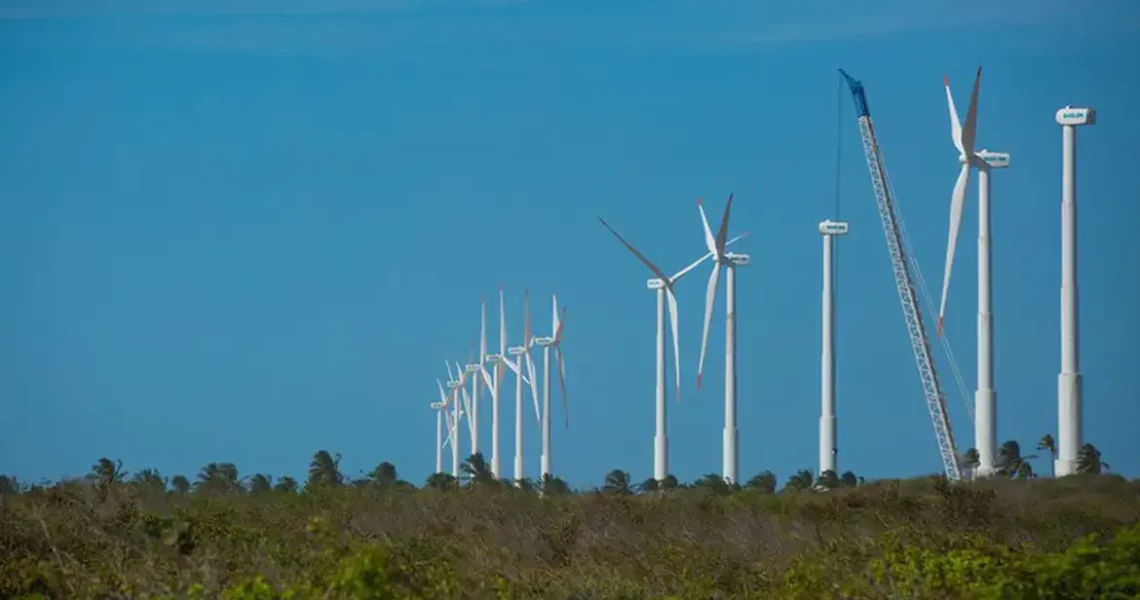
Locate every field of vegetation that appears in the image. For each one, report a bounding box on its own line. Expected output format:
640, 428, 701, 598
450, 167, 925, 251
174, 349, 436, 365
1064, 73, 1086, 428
1, 439, 1136, 599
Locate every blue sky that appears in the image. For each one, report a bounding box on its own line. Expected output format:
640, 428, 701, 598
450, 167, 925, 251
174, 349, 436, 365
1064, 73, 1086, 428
2, 0, 1138, 488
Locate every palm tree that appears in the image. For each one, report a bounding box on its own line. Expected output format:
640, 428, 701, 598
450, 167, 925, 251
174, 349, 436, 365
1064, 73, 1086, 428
816, 470, 840, 490
995, 440, 1037, 479
195, 462, 243, 494
745, 470, 777, 494
840, 471, 859, 488
692, 473, 732, 495
131, 468, 167, 491
307, 450, 343, 488
460, 452, 497, 487
1037, 434, 1057, 477
0, 475, 21, 496
1077, 443, 1108, 474
88, 458, 127, 487
637, 477, 659, 494
170, 475, 191, 495
602, 470, 633, 495
248, 474, 273, 494
425, 472, 457, 490
540, 474, 572, 496
274, 476, 299, 493
784, 469, 814, 491
959, 448, 980, 480
660, 474, 679, 491
368, 462, 399, 488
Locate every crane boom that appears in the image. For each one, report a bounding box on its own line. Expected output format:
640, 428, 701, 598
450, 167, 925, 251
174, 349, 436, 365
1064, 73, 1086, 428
839, 69, 962, 481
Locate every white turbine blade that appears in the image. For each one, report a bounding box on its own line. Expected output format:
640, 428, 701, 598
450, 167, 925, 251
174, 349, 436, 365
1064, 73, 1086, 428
525, 350, 540, 425
714, 192, 734, 254
696, 263, 721, 388
670, 231, 751, 282
480, 364, 494, 393
944, 75, 964, 156
445, 361, 455, 382
480, 297, 488, 362
555, 347, 568, 429
665, 286, 682, 404
598, 217, 672, 283
938, 163, 971, 337
460, 385, 475, 437
437, 379, 449, 404
552, 293, 560, 337
698, 198, 717, 254
499, 285, 507, 356
553, 306, 567, 344
960, 66, 981, 157
502, 355, 520, 375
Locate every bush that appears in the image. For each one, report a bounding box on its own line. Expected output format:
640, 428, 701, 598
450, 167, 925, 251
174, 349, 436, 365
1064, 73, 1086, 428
1, 474, 1137, 598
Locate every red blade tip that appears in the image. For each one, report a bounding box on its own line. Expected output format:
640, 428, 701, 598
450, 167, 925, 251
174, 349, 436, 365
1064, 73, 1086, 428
696, 374, 702, 388
937, 316, 944, 338
696, 196, 702, 206
943, 75, 949, 86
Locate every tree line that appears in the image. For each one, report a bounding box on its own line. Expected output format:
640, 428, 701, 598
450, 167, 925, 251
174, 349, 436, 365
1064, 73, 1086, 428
0, 435, 1108, 498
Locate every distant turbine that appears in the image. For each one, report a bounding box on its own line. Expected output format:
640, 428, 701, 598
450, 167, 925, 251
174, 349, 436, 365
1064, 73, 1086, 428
695, 193, 751, 485
431, 399, 445, 474
1054, 104, 1096, 477
443, 361, 471, 478
818, 219, 848, 477
533, 294, 568, 479
599, 216, 747, 482
508, 290, 541, 484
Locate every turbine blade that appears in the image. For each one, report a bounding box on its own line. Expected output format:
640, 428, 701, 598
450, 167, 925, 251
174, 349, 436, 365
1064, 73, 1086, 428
499, 284, 507, 356
598, 217, 672, 283
445, 361, 455, 382
554, 306, 567, 344
552, 293, 559, 336
480, 365, 494, 392
944, 75, 964, 156
960, 66, 981, 157
502, 355, 520, 374
556, 347, 568, 429
938, 163, 971, 337
437, 379, 448, 404
480, 298, 488, 362
523, 289, 531, 349
525, 350, 540, 425
696, 263, 721, 388
697, 198, 717, 254
714, 192, 734, 254
665, 286, 682, 404
670, 231, 751, 282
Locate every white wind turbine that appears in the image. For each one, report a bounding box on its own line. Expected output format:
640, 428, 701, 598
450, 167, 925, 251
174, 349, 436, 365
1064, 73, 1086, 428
696, 193, 751, 485
480, 286, 538, 480
533, 294, 568, 479
442, 361, 472, 478
939, 67, 1009, 478
598, 216, 748, 482
508, 290, 541, 483
430, 399, 446, 474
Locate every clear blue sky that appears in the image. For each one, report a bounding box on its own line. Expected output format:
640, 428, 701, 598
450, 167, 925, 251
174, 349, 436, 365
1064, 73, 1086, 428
2, 0, 1138, 488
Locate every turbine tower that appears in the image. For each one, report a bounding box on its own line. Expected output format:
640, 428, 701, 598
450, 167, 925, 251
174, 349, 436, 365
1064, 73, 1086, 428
508, 290, 540, 484
696, 193, 751, 485
939, 67, 1010, 478
599, 216, 747, 482
818, 219, 848, 477
1054, 105, 1096, 477
443, 362, 470, 478
431, 399, 445, 474
480, 291, 505, 478
533, 294, 568, 479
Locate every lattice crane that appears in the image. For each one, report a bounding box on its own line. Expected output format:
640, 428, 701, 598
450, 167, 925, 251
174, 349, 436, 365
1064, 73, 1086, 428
839, 69, 962, 481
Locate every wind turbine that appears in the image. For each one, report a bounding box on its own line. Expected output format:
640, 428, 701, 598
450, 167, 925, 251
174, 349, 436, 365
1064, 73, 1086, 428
598, 216, 748, 482
507, 289, 541, 484
533, 294, 568, 479
1054, 105, 1096, 477
818, 220, 848, 477
430, 400, 445, 474
481, 286, 537, 480
463, 306, 489, 457
443, 362, 471, 478
939, 67, 1010, 478
695, 193, 751, 485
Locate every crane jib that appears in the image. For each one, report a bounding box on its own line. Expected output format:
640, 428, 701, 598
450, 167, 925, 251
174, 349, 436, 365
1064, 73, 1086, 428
837, 68, 962, 482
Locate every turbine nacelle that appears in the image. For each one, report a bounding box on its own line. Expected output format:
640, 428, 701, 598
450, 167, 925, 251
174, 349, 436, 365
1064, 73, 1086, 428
485, 354, 504, 364
725, 252, 750, 266
977, 150, 1010, 169
533, 336, 555, 347
446, 380, 462, 390
1055, 106, 1096, 126
507, 346, 526, 356
819, 220, 849, 236
464, 364, 481, 374
430, 401, 445, 409
646, 278, 666, 290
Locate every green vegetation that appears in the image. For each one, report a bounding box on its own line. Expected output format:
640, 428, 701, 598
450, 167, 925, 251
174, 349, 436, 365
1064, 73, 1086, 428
0, 439, 1134, 599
